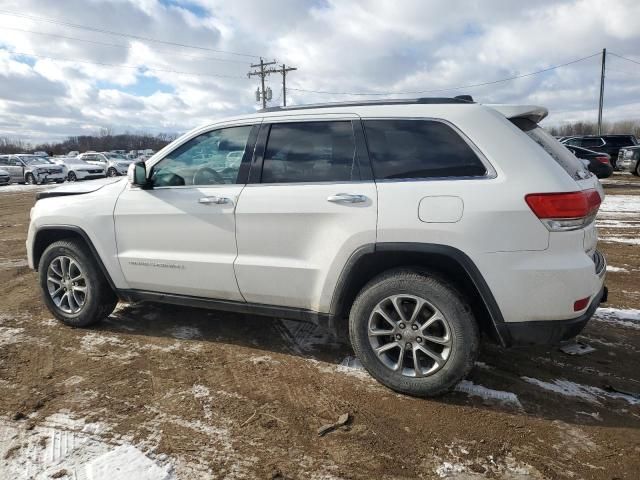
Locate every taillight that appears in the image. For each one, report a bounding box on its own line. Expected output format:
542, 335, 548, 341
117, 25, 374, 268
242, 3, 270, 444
525, 189, 601, 231
595, 156, 610, 164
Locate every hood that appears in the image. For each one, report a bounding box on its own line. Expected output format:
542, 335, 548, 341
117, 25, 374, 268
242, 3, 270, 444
36, 177, 124, 200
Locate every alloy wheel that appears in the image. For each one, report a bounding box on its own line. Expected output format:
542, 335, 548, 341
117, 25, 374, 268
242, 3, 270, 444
367, 294, 452, 377
46, 255, 88, 314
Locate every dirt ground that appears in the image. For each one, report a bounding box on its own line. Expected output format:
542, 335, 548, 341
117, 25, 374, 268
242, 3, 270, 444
1, 175, 639, 479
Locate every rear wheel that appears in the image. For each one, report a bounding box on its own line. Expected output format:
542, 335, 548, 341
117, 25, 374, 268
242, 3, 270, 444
349, 269, 479, 397
39, 239, 117, 327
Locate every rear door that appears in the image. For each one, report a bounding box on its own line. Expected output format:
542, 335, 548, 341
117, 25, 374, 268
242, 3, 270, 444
234, 117, 377, 312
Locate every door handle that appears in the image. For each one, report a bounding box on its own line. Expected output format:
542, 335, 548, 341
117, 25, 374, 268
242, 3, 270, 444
199, 196, 231, 205
327, 193, 367, 204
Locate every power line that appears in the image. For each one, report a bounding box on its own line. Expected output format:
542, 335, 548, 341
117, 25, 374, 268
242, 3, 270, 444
608, 52, 640, 67
3, 48, 247, 80
288, 52, 601, 96
0, 9, 260, 58
0, 25, 250, 65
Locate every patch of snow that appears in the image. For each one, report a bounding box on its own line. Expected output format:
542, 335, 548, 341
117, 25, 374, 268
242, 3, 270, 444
522, 377, 640, 405
80, 332, 139, 361
599, 195, 640, 213
336, 356, 372, 380
454, 380, 522, 409
247, 354, 281, 365
0, 326, 25, 347
594, 307, 640, 330
0, 258, 28, 269
86, 444, 172, 480
0, 184, 48, 194
600, 236, 640, 245
606, 265, 628, 272
168, 325, 202, 340
191, 384, 210, 399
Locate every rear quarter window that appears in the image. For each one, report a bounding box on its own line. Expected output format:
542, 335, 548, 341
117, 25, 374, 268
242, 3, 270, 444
510, 118, 588, 180
363, 119, 487, 180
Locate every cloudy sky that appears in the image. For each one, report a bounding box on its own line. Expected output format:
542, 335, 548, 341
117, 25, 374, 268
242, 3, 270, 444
1, 0, 639, 144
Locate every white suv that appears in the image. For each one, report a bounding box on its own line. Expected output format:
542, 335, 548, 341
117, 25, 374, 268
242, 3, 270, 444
27, 98, 607, 396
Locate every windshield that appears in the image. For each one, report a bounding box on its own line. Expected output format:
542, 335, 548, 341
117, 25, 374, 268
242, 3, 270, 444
18, 155, 53, 164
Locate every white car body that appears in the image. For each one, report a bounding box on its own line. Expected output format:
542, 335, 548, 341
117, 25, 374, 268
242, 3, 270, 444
0, 154, 65, 184
0, 168, 10, 185
27, 99, 606, 348
52, 157, 106, 181
77, 152, 133, 176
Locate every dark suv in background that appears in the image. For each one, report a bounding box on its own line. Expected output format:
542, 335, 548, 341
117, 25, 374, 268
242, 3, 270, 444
562, 135, 638, 168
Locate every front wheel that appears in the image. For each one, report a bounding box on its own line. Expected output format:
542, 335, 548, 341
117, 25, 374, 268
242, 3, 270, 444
107, 167, 118, 177
68, 171, 77, 182
25, 173, 37, 185
635, 161, 640, 177
38, 239, 117, 327
349, 269, 479, 397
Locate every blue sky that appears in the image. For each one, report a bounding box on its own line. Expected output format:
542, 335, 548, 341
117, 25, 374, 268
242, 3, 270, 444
0, 0, 639, 143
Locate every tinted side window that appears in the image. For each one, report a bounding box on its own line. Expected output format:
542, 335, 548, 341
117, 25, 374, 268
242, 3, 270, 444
0, 157, 7, 166
151, 126, 252, 187
261, 122, 357, 183
604, 136, 637, 147
582, 138, 604, 148
364, 120, 486, 180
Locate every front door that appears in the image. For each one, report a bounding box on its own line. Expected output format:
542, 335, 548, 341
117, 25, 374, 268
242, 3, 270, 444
234, 118, 378, 312
6, 156, 25, 183
114, 124, 257, 300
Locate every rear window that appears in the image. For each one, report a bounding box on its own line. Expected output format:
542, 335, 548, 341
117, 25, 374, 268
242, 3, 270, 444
364, 120, 486, 180
510, 118, 588, 180
604, 136, 637, 147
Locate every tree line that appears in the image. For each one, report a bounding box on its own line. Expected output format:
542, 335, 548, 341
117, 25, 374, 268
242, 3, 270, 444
548, 119, 640, 138
0, 129, 179, 155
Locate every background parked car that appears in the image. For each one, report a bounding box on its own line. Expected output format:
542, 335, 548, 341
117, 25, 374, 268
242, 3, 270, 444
52, 157, 106, 181
77, 152, 133, 177
564, 145, 613, 179
617, 146, 640, 176
0, 168, 10, 185
0, 154, 65, 184
561, 134, 638, 168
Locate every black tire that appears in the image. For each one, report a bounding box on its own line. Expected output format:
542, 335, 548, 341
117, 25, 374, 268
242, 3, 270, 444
68, 171, 77, 182
107, 167, 118, 177
25, 173, 36, 185
634, 161, 640, 177
349, 269, 479, 397
38, 239, 117, 327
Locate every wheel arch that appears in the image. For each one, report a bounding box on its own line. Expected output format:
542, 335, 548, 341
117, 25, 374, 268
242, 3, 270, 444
329, 242, 511, 347
32, 226, 117, 293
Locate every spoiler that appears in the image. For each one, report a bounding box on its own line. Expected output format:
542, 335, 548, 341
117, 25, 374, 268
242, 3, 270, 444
488, 105, 549, 123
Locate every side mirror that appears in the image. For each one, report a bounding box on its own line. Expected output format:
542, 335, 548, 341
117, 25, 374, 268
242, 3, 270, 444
128, 161, 149, 188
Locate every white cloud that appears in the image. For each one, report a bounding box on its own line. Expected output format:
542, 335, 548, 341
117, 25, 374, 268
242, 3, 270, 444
0, 0, 639, 143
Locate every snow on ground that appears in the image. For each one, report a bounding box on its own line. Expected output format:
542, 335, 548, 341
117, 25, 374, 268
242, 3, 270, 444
599, 236, 640, 245
521, 377, 640, 406
593, 307, 640, 330
0, 184, 48, 194
0, 412, 174, 480
606, 265, 628, 272
599, 194, 640, 213
454, 380, 522, 409
0, 258, 28, 270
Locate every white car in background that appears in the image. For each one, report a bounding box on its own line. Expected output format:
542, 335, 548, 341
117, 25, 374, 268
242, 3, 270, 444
52, 157, 106, 182
0, 168, 10, 185
77, 152, 133, 177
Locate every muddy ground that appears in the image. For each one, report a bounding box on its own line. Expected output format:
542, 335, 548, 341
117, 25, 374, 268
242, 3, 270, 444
0, 175, 639, 479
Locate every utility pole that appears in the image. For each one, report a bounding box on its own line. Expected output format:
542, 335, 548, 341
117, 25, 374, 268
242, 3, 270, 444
597, 48, 606, 135
280, 64, 297, 107
248, 57, 277, 109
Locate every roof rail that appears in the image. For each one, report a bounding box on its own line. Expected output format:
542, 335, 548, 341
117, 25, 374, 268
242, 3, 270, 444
259, 96, 474, 113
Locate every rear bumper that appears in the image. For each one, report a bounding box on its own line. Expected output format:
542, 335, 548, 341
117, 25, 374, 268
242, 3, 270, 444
503, 285, 607, 346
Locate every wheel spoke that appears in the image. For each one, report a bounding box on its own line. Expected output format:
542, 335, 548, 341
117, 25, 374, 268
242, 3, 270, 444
419, 311, 444, 332
422, 333, 451, 346
73, 285, 87, 293
394, 346, 405, 371
369, 327, 394, 336
47, 276, 61, 286
373, 308, 397, 329
412, 347, 424, 377
416, 344, 445, 366
375, 341, 399, 356
390, 296, 408, 322
50, 261, 63, 278
72, 289, 84, 309
408, 298, 427, 323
